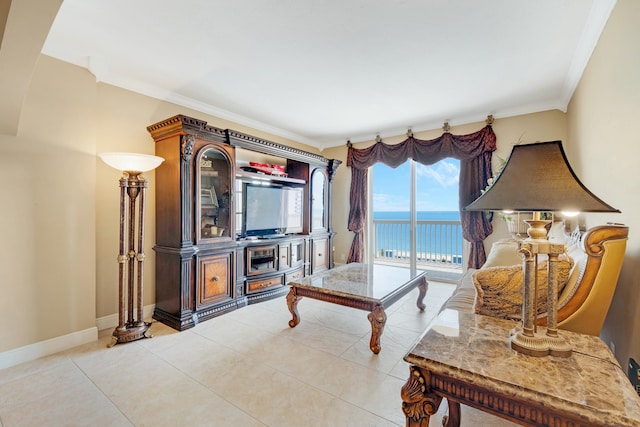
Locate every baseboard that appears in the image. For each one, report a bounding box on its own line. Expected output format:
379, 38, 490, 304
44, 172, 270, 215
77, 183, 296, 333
95, 304, 156, 332
0, 304, 158, 371
0, 327, 98, 371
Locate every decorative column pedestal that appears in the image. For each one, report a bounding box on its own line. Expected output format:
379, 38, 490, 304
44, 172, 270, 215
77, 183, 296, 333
509, 219, 571, 358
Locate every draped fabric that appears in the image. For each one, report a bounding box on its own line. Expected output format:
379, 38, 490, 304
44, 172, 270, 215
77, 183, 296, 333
346, 125, 496, 268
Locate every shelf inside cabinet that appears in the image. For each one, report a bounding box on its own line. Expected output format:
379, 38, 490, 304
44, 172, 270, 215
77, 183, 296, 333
236, 169, 305, 185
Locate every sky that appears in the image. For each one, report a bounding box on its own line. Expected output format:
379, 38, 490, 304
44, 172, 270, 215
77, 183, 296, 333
372, 158, 460, 212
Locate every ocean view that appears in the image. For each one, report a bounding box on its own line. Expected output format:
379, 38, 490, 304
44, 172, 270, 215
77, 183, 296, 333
373, 210, 463, 262
373, 211, 460, 221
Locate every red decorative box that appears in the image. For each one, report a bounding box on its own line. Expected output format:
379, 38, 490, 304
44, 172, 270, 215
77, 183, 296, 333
248, 162, 288, 176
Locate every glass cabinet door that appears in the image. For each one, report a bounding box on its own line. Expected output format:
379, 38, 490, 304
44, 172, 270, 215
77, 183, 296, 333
198, 146, 232, 241
311, 169, 327, 231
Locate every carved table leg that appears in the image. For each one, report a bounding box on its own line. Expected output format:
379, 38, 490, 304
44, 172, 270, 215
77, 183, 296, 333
416, 278, 428, 311
442, 400, 461, 427
367, 304, 387, 354
287, 287, 302, 328
401, 366, 443, 427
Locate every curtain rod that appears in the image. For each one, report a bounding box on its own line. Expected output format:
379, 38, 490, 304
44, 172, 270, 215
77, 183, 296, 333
347, 114, 495, 147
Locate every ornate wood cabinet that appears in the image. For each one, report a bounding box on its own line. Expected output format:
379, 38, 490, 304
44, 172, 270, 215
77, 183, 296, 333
147, 115, 340, 330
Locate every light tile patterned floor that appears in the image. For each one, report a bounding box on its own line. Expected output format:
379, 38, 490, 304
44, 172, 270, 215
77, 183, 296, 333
0, 281, 517, 426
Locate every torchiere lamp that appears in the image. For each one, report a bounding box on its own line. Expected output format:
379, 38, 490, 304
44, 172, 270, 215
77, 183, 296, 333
99, 152, 164, 347
465, 141, 619, 357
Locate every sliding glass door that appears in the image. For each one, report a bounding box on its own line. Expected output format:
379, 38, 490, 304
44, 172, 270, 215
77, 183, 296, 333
371, 160, 413, 267
370, 158, 461, 271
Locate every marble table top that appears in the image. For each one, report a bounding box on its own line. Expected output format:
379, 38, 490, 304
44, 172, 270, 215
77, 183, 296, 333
289, 262, 425, 303
405, 309, 640, 426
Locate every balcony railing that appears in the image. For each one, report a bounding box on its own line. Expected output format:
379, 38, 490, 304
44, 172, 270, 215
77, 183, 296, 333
373, 219, 463, 274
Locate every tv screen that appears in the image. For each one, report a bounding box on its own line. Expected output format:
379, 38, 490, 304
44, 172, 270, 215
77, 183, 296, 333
243, 183, 303, 237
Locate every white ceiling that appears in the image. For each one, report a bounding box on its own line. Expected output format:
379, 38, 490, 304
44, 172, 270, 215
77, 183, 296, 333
42, 0, 616, 150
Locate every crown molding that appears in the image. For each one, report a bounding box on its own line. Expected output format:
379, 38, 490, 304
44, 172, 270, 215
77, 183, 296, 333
559, 0, 617, 109
315, 98, 566, 150
88, 68, 321, 148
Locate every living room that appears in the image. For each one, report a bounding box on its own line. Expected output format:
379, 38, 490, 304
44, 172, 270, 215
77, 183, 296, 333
1, 0, 639, 425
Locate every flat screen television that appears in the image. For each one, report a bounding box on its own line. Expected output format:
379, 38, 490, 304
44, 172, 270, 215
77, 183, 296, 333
242, 182, 304, 237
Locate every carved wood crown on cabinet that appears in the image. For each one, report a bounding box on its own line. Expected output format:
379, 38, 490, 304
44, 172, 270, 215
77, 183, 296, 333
147, 114, 341, 331
147, 114, 227, 142
226, 129, 331, 167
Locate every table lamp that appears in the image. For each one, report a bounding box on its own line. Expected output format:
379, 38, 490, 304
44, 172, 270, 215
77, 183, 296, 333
465, 141, 619, 357
99, 152, 164, 347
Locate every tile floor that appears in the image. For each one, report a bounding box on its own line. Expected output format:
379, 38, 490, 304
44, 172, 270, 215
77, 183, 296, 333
0, 281, 516, 426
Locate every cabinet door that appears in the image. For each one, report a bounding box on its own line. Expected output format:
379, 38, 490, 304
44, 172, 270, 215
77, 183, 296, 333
310, 169, 327, 232
290, 240, 305, 269
246, 245, 277, 275
197, 145, 234, 242
311, 238, 329, 274
279, 244, 290, 270
197, 253, 233, 308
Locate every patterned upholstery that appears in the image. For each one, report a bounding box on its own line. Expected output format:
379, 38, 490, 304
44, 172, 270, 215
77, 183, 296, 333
472, 255, 574, 321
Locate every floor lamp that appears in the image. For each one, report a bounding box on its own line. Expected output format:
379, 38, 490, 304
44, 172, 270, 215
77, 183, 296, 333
99, 152, 164, 347
465, 141, 619, 357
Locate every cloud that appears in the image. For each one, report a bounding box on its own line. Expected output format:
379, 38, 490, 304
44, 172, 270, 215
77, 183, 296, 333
372, 159, 460, 212
416, 160, 459, 187
373, 192, 409, 211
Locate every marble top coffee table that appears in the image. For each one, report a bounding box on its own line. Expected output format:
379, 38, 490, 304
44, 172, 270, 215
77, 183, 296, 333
286, 263, 427, 354
401, 309, 640, 426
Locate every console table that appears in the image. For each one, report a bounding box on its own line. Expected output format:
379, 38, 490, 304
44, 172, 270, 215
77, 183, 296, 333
401, 309, 640, 426
287, 263, 427, 354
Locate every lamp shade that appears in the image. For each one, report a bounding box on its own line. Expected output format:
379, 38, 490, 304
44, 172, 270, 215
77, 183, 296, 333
99, 152, 164, 172
465, 141, 619, 213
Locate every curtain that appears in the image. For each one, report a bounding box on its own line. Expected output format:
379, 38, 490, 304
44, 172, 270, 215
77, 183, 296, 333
346, 125, 496, 268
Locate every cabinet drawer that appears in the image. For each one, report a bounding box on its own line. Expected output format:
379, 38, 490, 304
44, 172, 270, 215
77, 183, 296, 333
198, 253, 233, 308
285, 268, 304, 285
247, 275, 284, 294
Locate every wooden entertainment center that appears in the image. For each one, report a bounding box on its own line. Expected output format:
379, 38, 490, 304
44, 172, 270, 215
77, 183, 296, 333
147, 114, 341, 330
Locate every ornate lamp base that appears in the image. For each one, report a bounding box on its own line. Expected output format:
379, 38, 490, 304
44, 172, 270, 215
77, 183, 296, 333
510, 327, 572, 358
107, 322, 153, 348
513, 222, 572, 358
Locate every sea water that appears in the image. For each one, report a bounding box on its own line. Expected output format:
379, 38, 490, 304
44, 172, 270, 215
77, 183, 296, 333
373, 211, 463, 263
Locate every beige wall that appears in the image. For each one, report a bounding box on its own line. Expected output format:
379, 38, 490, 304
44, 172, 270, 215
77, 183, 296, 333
567, 0, 640, 365
0, 55, 97, 352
